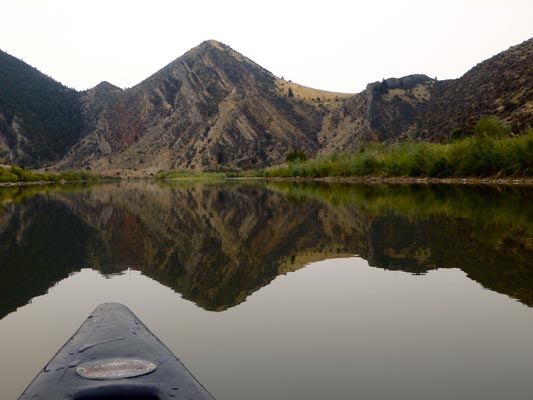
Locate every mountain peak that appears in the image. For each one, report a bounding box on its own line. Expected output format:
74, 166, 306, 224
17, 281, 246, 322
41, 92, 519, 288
183, 39, 228, 57
201, 39, 226, 50
187, 39, 258, 67
92, 81, 122, 92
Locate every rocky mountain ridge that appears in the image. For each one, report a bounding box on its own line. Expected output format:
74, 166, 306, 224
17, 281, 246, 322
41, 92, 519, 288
0, 38, 531, 172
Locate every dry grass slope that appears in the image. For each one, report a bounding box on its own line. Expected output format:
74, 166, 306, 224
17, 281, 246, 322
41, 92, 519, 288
275, 78, 353, 106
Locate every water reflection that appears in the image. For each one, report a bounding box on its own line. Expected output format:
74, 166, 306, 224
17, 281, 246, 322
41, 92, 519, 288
0, 181, 532, 318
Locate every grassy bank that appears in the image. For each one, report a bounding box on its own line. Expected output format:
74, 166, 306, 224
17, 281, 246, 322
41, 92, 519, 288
154, 169, 227, 180
0, 165, 103, 184
266, 128, 533, 179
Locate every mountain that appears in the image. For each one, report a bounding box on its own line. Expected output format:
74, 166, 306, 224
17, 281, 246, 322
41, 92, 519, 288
319, 38, 533, 152
56, 41, 329, 173
0, 38, 531, 171
0, 49, 83, 166
423, 38, 533, 137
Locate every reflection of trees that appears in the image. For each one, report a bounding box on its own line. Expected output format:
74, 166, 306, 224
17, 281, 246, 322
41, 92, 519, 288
0, 197, 93, 318
273, 182, 533, 305
0, 181, 532, 319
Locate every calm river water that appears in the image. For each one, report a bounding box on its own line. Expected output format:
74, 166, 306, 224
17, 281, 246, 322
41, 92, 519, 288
1, 180, 533, 399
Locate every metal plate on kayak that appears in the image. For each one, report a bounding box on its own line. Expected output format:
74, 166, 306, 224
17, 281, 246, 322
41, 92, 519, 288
76, 359, 156, 380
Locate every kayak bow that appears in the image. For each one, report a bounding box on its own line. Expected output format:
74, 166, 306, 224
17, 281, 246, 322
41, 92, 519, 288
19, 303, 216, 400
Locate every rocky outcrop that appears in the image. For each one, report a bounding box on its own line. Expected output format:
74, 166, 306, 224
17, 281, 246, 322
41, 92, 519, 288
318, 75, 435, 153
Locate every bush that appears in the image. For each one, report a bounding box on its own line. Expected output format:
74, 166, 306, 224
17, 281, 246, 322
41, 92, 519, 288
0, 170, 19, 182
450, 127, 469, 141
474, 115, 511, 138
285, 149, 309, 163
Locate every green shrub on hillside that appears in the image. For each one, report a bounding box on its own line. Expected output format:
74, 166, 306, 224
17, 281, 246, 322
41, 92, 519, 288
473, 115, 512, 138
285, 149, 309, 163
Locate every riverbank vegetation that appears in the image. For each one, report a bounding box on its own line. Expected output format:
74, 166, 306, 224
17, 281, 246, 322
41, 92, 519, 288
0, 165, 102, 183
267, 120, 533, 179
154, 169, 227, 180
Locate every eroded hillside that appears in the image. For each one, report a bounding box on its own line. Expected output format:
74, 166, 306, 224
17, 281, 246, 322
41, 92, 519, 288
0, 38, 531, 172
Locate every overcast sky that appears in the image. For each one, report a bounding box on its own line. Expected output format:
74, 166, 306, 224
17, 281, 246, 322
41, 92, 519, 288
1, 0, 532, 93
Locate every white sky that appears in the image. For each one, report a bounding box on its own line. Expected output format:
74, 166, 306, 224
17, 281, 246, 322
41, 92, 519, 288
1, 0, 532, 93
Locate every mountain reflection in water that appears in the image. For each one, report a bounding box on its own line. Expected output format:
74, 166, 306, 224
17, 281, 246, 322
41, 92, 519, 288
0, 181, 532, 319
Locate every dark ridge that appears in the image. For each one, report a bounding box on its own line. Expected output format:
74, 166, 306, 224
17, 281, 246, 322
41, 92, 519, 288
0, 49, 83, 166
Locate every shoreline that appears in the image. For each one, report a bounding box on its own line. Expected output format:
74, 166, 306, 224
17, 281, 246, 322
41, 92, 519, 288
1, 176, 533, 187
0, 181, 57, 187
0, 178, 116, 188
314, 176, 533, 186
264, 175, 533, 186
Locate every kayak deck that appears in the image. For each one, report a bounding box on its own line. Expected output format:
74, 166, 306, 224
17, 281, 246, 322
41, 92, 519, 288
19, 303, 215, 399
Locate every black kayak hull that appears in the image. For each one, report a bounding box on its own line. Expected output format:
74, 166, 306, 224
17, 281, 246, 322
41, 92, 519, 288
19, 303, 215, 399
